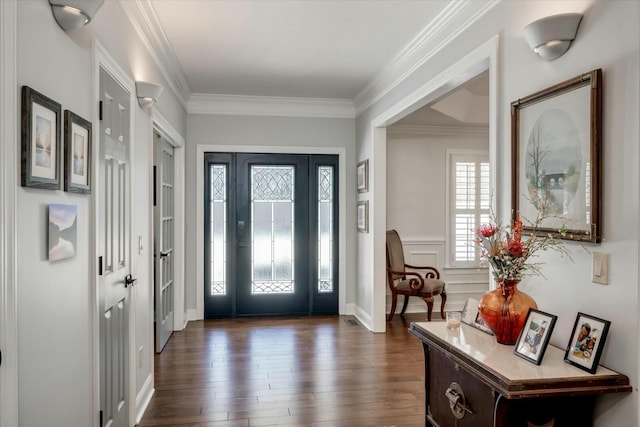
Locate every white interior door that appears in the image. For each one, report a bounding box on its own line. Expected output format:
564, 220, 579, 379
154, 133, 174, 352
98, 66, 132, 427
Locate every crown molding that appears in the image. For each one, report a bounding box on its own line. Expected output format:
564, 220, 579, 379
354, 0, 500, 115
188, 94, 356, 119
119, 0, 191, 108
388, 124, 488, 138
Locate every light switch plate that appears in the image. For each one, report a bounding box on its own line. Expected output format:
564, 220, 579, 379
592, 252, 609, 285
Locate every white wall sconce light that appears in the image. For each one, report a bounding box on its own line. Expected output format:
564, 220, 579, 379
523, 13, 583, 61
136, 81, 164, 110
49, 0, 104, 31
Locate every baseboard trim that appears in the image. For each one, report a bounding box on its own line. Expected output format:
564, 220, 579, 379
135, 373, 155, 424
186, 308, 199, 323
353, 305, 374, 332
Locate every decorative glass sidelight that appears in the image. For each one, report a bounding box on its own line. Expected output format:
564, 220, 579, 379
209, 164, 227, 295
251, 166, 295, 294
318, 166, 333, 293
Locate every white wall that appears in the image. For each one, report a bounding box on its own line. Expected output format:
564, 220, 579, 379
15, 1, 186, 426
186, 114, 355, 317
386, 129, 490, 313
356, 1, 639, 426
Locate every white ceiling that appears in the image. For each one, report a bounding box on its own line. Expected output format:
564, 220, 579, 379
148, 0, 451, 99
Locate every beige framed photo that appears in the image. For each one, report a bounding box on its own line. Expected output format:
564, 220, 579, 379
357, 200, 368, 233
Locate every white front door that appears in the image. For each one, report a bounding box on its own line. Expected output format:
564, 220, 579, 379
98, 66, 132, 427
154, 133, 174, 352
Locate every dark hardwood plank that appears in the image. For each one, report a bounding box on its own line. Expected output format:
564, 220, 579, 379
138, 313, 435, 427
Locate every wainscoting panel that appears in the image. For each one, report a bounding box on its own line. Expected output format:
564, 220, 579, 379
386, 238, 490, 315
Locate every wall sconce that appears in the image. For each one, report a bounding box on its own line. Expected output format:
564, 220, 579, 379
523, 13, 583, 61
136, 81, 164, 110
49, 0, 104, 31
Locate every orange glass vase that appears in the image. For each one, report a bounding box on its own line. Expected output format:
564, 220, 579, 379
477, 279, 537, 345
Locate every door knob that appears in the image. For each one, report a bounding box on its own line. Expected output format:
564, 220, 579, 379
159, 250, 170, 258
124, 274, 137, 288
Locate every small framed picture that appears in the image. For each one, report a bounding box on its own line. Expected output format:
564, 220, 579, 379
48, 204, 78, 262
357, 159, 368, 193
21, 86, 62, 189
514, 308, 557, 365
64, 110, 92, 194
357, 200, 369, 233
564, 312, 610, 374
460, 298, 493, 335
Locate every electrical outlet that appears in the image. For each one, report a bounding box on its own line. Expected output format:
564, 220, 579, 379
138, 346, 144, 369
592, 252, 609, 285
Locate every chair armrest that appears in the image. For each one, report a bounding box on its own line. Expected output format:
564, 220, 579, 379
404, 264, 441, 279
387, 269, 425, 291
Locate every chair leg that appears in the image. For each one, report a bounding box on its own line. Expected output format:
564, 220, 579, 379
387, 293, 398, 321
400, 295, 410, 315
439, 290, 447, 320
423, 296, 434, 322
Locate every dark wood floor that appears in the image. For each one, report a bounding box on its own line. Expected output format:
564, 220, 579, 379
138, 313, 435, 427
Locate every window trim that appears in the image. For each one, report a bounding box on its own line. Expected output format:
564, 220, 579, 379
445, 149, 490, 269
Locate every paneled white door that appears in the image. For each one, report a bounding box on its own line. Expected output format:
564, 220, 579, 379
98, 66, 132, 427
154, 134, 174, 352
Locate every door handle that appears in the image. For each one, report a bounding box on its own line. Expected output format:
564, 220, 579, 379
124, 273, 137, 288
159, 250, 170, 258
237, 220, 249, 247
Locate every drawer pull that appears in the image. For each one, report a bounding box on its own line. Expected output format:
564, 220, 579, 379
445, 382, 474, 420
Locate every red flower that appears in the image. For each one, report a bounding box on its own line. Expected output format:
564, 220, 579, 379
506, 239, 525, 258
477, 223, 497, 238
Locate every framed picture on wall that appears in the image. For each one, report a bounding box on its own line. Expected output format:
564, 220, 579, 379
64, 110, 92, 194
357, 159, 369, 193
21, 86, 62, 189
564, 312, 610, 374
511, 69, 602, 243
357, 200, 369, 233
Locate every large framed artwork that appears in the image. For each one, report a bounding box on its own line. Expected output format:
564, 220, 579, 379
21, 86, 62, 189
511, 69, 602, 243
64, 110, 92, 194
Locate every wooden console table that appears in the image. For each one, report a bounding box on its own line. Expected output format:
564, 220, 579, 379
409, 322, 631, 427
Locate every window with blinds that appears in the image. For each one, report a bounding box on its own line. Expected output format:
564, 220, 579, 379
448, 152, 490, 267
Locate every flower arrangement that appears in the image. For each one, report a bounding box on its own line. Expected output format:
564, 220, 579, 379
475, 209, 570, 281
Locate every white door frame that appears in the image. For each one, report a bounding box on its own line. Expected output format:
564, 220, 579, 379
91, 39, 137, 427
369, 35, 500, 332
196, 144, 347, 319
0, 1, 19, 426
152, 111, 186, 332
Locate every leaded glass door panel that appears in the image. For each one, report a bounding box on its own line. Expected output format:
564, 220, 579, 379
236, 154, 309, 315
204, 153, 338, 318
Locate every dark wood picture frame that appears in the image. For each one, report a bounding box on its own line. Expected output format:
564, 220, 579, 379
514, 308, 557, 365
564, 312, 610, 374
64, 110, 92, 194
21, 86, 62, 189
511, 69, 602, 243
357, 159, 368, 193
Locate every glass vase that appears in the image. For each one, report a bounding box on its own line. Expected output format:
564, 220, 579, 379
477, 279, 537, 345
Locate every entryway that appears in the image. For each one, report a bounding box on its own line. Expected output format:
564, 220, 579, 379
204, 153, 338, 318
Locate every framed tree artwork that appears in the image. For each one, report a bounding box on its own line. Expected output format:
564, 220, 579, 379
64, 110, 92, 194
511, 69, 602, 243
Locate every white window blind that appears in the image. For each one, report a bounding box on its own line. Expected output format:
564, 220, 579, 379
448, 152, 490, 267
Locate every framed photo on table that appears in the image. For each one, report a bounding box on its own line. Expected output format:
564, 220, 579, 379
460, 298, 493, 335
564, 312, 610, 374
514, 308, 557, 365
21, 86, 62, 189
64, 110, 92, 194
511, 69, 602, 243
